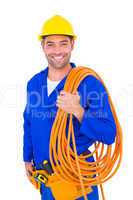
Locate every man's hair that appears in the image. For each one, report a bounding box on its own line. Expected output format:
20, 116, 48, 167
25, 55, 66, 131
41, 35, 74, 41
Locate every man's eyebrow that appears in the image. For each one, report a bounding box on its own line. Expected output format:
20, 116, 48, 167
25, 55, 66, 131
46, 41, 54, 44
46, 39, 69, 44
60, 40, 69, 43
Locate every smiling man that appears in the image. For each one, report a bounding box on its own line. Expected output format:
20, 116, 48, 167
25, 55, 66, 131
43, 35, 74, 70
23, 15, 116, 200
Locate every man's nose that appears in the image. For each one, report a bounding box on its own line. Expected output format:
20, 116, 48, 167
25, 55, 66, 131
54, 45, 62, 54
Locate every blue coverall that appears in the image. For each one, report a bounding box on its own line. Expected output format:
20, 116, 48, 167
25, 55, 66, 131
23, 63, 116, 199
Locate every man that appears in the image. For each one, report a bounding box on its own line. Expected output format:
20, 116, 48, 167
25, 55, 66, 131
23, 15, 116, 200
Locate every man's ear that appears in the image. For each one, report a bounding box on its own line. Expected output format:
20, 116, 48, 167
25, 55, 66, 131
71, 39, 75, 50
41, 40, 44, 48
41, 39, 46, 49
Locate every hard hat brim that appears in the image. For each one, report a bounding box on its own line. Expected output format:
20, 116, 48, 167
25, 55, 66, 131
38, 34, 77, 41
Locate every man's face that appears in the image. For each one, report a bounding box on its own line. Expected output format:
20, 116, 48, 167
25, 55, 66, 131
41, 35, 74, 69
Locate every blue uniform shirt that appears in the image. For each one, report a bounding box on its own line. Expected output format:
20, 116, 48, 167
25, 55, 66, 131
23, 63, 116, 165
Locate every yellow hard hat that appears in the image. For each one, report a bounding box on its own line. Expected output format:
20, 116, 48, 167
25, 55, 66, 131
38, 15, 77, 41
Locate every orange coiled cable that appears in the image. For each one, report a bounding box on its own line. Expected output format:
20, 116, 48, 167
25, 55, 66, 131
49, 66, 123, 200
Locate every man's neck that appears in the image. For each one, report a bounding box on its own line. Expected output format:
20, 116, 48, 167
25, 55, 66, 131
48, 63, 72, 81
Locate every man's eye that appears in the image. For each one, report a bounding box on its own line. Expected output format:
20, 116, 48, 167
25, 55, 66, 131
61, 43, 68, 46
47, 44, 53, 46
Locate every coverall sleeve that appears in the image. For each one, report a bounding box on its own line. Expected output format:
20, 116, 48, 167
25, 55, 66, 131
79, 77, 116, 145
23, 82, 33, 162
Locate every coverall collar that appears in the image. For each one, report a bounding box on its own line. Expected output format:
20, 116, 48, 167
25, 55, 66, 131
42, 62, 76, 102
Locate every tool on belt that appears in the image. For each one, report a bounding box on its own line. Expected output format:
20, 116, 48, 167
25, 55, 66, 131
28, 160, 52, 190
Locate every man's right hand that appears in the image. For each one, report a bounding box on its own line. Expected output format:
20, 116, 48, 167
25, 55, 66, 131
24, 162, 39, 189
25, 162, 34, 177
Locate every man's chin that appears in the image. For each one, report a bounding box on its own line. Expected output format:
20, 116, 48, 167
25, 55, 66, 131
54, 64, 66, 69
50, 61, 69, 69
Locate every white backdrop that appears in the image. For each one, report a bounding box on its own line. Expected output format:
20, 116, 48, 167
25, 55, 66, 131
0, 0, 132, 199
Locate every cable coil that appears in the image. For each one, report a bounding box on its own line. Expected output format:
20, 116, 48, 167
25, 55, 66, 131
49, 66, 123, 200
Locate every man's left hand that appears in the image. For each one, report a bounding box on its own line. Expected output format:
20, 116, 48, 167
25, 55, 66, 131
56, 90, 85, 122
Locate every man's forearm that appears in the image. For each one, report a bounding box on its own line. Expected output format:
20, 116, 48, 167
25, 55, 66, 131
73, 105, 85, 122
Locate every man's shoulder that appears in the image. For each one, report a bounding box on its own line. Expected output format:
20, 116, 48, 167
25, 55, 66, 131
77, 66, 105, 91
27, 68, 47, 89
78, 68, 99, 86
28, 70, 44, 83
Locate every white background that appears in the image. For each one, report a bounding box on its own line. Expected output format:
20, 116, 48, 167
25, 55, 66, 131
0, 0, 132, 199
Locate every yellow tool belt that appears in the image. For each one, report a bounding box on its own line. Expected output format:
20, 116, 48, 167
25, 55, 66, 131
30, 167, 92, 200
47, 172, 92, 200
